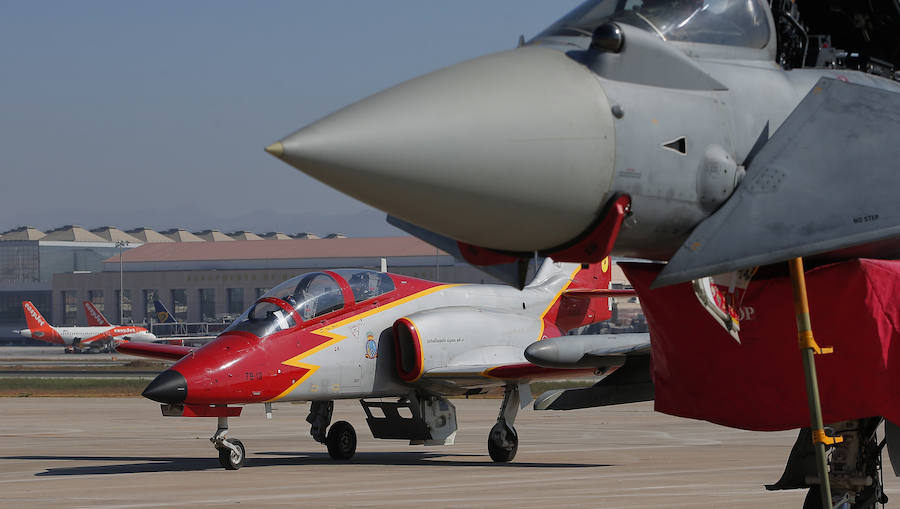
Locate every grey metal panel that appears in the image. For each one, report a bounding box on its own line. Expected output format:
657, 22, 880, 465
656, 78, 900, 287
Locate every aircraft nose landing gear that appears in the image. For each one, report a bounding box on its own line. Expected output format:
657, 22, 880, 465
489, 384, 522, 463
211, 416, 245, 470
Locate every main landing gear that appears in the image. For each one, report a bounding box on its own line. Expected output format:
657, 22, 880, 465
307, 400, 357, 460
211, 416, 245, 470
768, 417, 889, 508
489, 384, 521, 463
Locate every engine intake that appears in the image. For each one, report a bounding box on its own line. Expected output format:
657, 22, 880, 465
393, 318, 423, 382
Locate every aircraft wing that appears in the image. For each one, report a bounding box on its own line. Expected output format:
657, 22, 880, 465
116, 341, 194, 361
155, 335, 217, 345
655, 78, 900, 287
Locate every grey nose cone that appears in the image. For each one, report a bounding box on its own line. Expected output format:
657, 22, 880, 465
142, 370, 187, 404
269, 47, 616, 253
524, 341, 563, 368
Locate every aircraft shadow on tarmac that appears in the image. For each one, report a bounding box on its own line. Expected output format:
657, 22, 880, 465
5, 452, 609, 476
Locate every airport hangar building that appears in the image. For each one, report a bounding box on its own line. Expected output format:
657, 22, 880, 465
52, 236, 482, 327
0, 225, 470, 341
0, 224, 636, 342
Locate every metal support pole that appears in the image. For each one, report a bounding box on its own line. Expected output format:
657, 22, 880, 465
115, 240, 129, 324
788, 257, 838, 509
119, 248, 124, 324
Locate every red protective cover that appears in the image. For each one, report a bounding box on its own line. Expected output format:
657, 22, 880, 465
622, 259, 900, 431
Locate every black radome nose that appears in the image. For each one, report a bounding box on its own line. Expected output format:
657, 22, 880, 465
142, 370, 187, 404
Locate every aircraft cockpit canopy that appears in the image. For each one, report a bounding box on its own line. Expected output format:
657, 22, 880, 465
536, 0, 770, 49
331, 269, 395, 303
225, 270, 396, 337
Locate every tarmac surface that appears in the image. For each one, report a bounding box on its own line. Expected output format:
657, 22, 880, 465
0, 345, 140, 367
5, 397, 888, 509
0, 346, 167, 379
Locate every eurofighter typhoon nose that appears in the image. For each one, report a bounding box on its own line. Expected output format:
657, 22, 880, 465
268, 47, 616, 253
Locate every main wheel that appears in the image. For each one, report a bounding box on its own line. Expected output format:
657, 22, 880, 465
217, 438, 245, 470
326, 421, 357, 460
488, 422, 518, 463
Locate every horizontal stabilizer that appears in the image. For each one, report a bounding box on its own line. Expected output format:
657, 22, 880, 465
524, 333, 650, 369
535, 355, 653, 410
656, 78, 900, 287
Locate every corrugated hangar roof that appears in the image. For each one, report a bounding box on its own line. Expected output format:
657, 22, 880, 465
106, 236, 444, 264
42, 225, 106, 242
160, 228, 204, 242
195, 229, 235, 242
228, 231, 264, 241
1, 226, 46, 241
91, 226, 142, 244
260, 232, 292, 240
125, 228, 176, 243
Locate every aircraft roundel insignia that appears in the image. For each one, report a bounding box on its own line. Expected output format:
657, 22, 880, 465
601, 257, 610, 273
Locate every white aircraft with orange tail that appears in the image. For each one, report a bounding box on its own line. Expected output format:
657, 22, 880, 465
15, 301, 157, 353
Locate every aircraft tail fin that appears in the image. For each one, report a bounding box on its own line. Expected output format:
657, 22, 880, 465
533, 258, 629, 333
22, 301, 57, 340
83, 301, 111, 326
153, 300, 177, 323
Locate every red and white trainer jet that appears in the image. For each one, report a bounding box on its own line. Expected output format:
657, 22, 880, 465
119, 258, 649, 468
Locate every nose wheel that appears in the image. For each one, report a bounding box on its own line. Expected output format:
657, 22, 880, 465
210, 416, 245, 470
216, 438, 245, 470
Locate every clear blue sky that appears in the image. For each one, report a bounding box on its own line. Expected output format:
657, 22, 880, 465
0, 1, 583, 237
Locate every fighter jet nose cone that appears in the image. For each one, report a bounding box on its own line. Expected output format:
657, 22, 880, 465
142, 370, 187, 404
274, 47, 616, 253
264, 142, 284, 158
